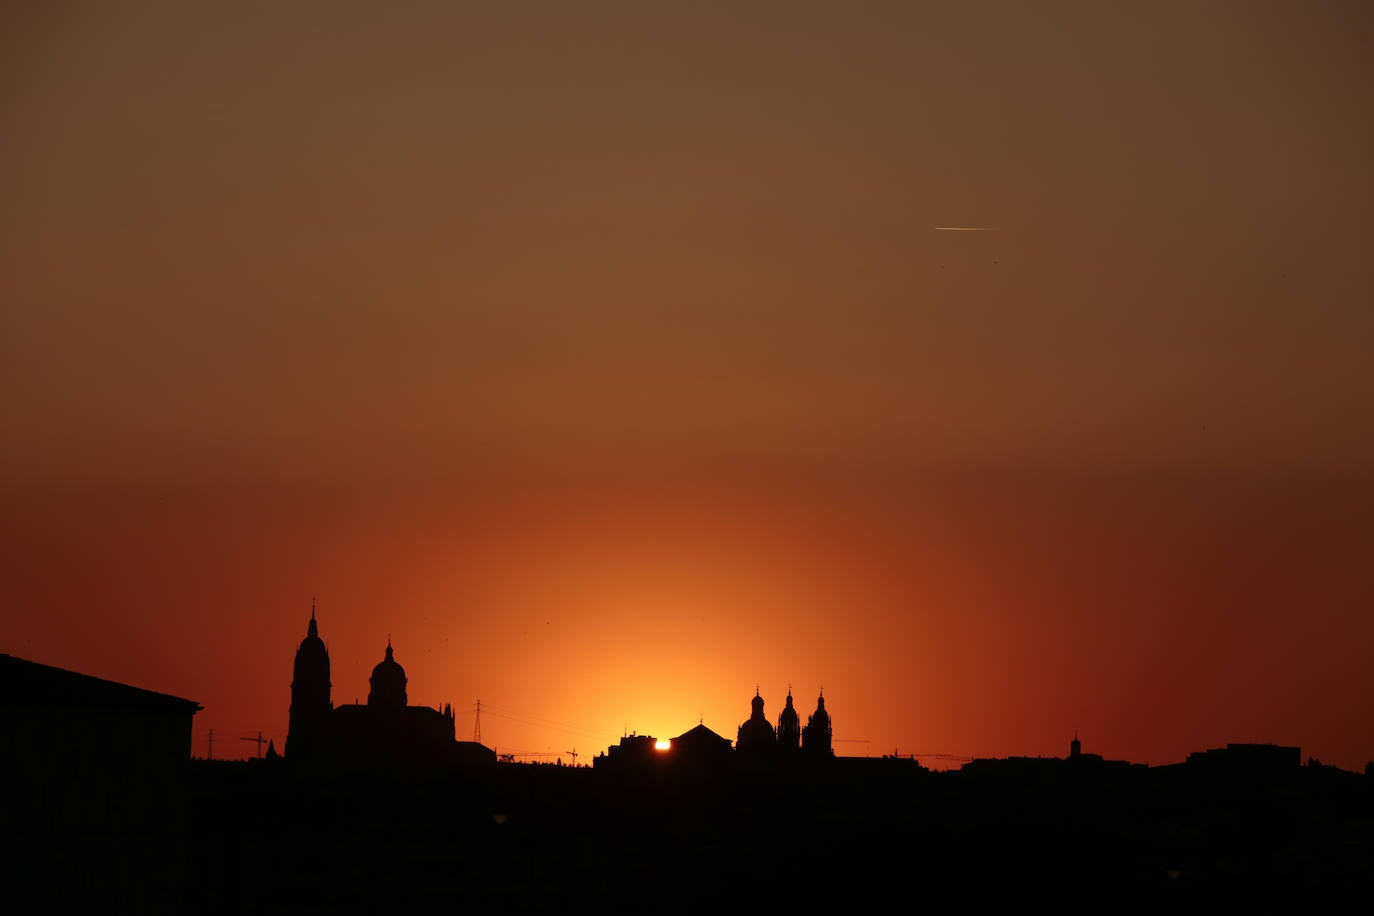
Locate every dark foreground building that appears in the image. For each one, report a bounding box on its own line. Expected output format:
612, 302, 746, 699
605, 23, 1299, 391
187, 733, 1374, 914
0, 653, 200, 915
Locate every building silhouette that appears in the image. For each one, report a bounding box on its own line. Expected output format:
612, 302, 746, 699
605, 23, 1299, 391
736, 687, 777, 752
673, 721, 734, 763
593, 690, 831, 771
1, 653, 200, 915
736, 687, 832, 756
286, 608, 493, 769
801, 690, 833, 755
595, 731, 661, 768
1185, 743, 1300, 774
286, 605, 331, 759
776, 688, 801, 751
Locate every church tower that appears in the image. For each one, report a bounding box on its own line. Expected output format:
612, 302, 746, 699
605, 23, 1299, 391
801, 690, 833, 756
287, 602, 332, 759
776, 688, 801, 752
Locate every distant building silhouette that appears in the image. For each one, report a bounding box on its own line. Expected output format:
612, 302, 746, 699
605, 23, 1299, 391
286, 609, 493, 769
593, 723, 736, 770
595, 732, 661, 769
1186, 743, 1300, 774
732, 686, 831, 756
595, 688, 837, 769
961, 732, 1139, 782
672, 722, 734, 764
1066, 730, 1105, 765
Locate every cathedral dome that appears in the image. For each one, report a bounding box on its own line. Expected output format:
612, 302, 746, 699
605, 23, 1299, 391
368, 641, 408, 709
736, 688, 777, 752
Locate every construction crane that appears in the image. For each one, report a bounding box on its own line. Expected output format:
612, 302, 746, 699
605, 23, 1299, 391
240, 731, 268, 758
565, 747, 579, 767
834, 738, 872, 756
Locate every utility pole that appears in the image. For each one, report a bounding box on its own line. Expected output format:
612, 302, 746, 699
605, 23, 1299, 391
207, 729, 213, 760
473, 699, 482, 744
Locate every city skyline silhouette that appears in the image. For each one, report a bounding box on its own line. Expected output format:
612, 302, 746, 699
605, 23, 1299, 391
6, 646, 1369, 913
4, 0, 1372, 787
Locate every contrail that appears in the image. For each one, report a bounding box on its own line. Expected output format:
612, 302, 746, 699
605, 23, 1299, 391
935, 226, 997, 231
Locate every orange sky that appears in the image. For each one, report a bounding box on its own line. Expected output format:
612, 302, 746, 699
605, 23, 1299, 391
3, 2, 1371, 768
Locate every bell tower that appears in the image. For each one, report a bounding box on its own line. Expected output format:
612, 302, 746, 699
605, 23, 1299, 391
777, 687, 801, 752
801, 690, 833, 756
287, 600, 332, 759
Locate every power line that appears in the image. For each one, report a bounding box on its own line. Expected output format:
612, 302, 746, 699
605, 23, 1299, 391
478, 701, 614, 733
478, 705, 619, 742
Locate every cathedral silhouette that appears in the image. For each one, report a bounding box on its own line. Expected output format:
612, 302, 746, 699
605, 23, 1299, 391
736, 687, 832, 755
287, 606, 493, 769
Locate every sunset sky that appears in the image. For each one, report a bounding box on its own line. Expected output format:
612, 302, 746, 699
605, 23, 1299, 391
3, 1, 1371, 768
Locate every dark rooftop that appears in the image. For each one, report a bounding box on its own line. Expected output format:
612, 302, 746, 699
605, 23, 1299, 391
0, 653, 202, 712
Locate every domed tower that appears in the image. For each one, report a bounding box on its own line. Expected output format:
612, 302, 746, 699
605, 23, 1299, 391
368, 640, 407, 710
801, 690, 833, 755
736, 687, 778, 753
776, 687, 801, 752
287, 603, 332, 759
